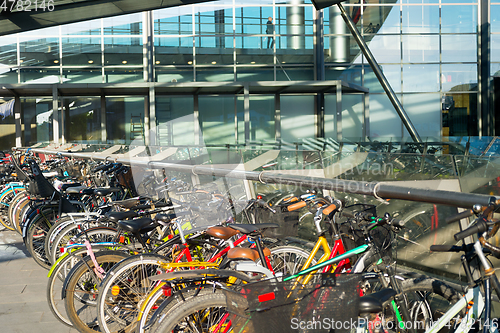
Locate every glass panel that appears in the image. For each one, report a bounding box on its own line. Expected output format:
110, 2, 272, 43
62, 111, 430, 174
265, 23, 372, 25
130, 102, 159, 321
195, 6, 234, 35
402, 35, 439, 63
325, 36, 362, 64
363, 6, 400, 34
63, 19, 101, 35
281, 95, 314, 143
237, 96, 244, 144
235, 6, 273, 35
492, 5, 500, 33
104, 37, 143, 66
154, 7, 193, 35
20, 37, 59, 66
104, 69, 143, 83
402, 93, 441, 139
103, 13, 142, 35
277, 67, 313, 80
22, 97, 54, 146
62, 69, 103, 83
155, 37, 193, 66
0, 69, 18, 83
236, 67, 274, 81
156, 68, 194, 83
366, 35, 401, 63
249, 95, 275, 142
62, 97, 101, 143
106, 97, 145, 144
195, 37, 234, 65
365, 65, 402, 93
403, 64, 440, 92
0, 97, 15, 150
441, 64, 477, 92
0, 37, 18, 66
62, 37, 102, 66
491, 35, 500, 62
342, 94, 364, 139
155, 96, 195, 146
441, 93, 478, 137
324, 93, 337, 139
441, 5, 477, 33
441, 35, 477, 63
402, 5, 439, 33
325, 66, 362, 86
491, 62, 500, 76
441, 0, 477, 4
20, 69, 61, 84
369, 93, 402, 139
196, 67, 234, 81
236, 37, 274, 64
199, 96, 236, 144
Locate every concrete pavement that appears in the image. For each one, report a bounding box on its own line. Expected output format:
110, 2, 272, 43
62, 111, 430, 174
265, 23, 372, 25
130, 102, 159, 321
0, 226, 78, 333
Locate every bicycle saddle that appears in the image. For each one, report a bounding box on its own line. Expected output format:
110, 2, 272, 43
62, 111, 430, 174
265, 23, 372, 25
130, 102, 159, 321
65, 186, 93, 195
106, 210, 139, 223
94, 187, 121, 196
118, 217, 155, 233
112, 198, 140, 210
60, 183, 82, 191
227, 247, 271, 262
359, 288, 396, 316
206, 226, 239, 240
227, 223, 279, 235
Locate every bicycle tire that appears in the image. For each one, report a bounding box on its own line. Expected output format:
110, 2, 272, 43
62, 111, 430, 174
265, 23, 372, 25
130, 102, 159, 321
96, 253, 170, 333
63, 251, 129, 333
25, 206, 59, 269
152, 292, 228, 333
11, 194, 30, 234
0, 189, 19, 230
263, 245, 314, 277
7, 191, 27, 224
45, 216, 75, 264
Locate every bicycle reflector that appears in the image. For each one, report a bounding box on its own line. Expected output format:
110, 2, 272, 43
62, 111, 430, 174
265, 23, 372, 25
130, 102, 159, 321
257, 195, 263, 200
161, 285, 172, 297
111, 285, 120, 296
258, 292, 275, 303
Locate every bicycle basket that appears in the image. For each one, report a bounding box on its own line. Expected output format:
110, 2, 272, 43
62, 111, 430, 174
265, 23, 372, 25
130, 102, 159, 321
225, 273, 361, 333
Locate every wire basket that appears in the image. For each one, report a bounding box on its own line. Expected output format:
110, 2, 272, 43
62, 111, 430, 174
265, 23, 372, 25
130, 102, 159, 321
225, 273, 361, 333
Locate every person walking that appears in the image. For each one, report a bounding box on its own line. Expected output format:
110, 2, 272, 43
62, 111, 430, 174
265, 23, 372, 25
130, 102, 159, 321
266, 17, 274, 49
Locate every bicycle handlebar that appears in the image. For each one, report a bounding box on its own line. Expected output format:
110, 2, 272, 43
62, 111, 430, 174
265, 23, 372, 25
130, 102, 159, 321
446, 209, 474, 224
287, 201, 306, 211
454, 218, 489, 241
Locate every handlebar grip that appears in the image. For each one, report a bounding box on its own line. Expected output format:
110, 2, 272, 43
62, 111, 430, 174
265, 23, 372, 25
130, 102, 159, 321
256, 199, 276, 214
430, 245, 463, 252
446, 210, 474, 224
287, 201, 306, 211
91, 164, 109, 173
454, 219, 489, 241
322, 204, 337, 216
282, 196, 298, 203
391, 219, 405, 228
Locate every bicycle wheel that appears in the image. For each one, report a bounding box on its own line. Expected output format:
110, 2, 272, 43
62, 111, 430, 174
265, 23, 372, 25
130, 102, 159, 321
25, 206, 58, 269
96, 253, 169, 333
153, 292, 229, 333
11, 194, 30, 234
45, 216, 75, 264
7, 191, 26, 223
64, 251, 129, 333
0, 189, 19, 230
263, 245, 314, 276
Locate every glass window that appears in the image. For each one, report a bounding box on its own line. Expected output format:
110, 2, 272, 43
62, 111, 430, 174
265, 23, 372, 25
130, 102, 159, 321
365, 65, 402, 93
104, 69, 143, 83
276, 67, 313, 80
402, 93, 441, 139
63, 97, 101, 143
20, 37, 60, 67
403, 64, 440, 92
154, 7, 193, 35
63, 69, 103, 83
196, 67, 234, 81
106, 97, 145, 144
281, 95, 314, 142
235, 7, 273, 35
236, 67, 275, 81
63, 19, 102, 35
492, 5, 500, 33
103, 13, 142, 35
402, 35, 439, 63
491, 62, 500, 76
62, 37, 102, 66
441, 35, 477, 62
491, 35, 500, 62
402, 5, 439, 33
195, 6, 234, 35
236, 37, 274, 64
441, 5, 477, 33
22, 97, 54, 146
369, 93, 402, 139
104, 37, 143, 66
367, 35, 401, 63
0, 37, 18, 66
249, 95, 275, 142
441, 64, 477, 92
155, 37, 194, 66
199, 96, 236, 144
0, 69, 18, 84
441, 93, 478, 137
363, 6, 400, 34
156, 68, 194, 83
195, 37, 234, 65
20, 68, 61, 84
155, 96, 195, 146
325, 94, 364, 140
325, 66, 362, 86
325, 36, 361, 64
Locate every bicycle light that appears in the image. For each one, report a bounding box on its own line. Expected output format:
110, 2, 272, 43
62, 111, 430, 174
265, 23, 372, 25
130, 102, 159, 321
258, 292, 275, 303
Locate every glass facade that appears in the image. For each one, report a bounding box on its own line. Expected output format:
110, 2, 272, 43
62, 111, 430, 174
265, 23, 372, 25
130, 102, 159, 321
0, 0, 492, 146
